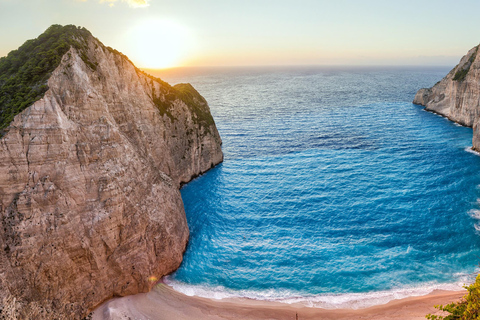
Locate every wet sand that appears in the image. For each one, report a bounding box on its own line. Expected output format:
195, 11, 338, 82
92, 283, 466, 320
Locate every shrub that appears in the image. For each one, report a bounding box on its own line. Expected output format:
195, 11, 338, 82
426, 274, 480, 319
453, 46, 478, 82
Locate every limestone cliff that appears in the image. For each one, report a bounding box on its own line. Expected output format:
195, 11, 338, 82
413, 43, 480, 149
0, 25, 222, 318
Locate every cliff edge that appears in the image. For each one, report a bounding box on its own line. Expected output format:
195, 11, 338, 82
0, 25, 222, 318
413, 43, 480, 149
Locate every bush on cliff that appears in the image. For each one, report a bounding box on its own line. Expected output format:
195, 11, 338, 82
452, 46, 478, 82
426, 274, 480, 319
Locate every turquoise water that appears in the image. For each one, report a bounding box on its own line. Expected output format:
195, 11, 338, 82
157, 66, 480, 308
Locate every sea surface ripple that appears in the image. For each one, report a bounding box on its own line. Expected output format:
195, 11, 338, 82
157, 66, 480, 308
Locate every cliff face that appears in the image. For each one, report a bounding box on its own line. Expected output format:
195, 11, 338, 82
413, 44, 480, 149
0, 26, 222, 318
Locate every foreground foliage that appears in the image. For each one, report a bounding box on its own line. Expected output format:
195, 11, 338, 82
426, 274, 480, 319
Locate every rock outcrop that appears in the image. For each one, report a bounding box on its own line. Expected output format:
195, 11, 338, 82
0, 25, 222, 318
413, 44, 480, 149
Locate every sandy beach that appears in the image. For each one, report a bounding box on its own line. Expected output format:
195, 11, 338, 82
92, 283, 466, 320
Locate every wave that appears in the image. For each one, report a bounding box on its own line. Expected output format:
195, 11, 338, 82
163, 276, 467, 310
469, 209, 480, 220
465, 147, 480, 156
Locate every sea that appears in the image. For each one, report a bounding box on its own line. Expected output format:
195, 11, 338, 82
152, 66, 480, 309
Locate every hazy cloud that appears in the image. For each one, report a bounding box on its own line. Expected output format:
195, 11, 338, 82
85, 0, 150, 8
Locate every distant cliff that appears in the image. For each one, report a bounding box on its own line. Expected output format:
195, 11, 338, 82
0, 25, 222, 319
413, 44, 480, 149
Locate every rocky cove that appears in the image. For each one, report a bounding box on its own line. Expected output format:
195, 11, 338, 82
0, 25, 222, 319
2, 23, 480, 320
413, 43, 480, 149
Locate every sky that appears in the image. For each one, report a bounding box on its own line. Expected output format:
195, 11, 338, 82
1, 0, 480, 69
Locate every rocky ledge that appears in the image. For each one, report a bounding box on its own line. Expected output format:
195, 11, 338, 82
0, 25, 222, 319
413, 43, 480, 150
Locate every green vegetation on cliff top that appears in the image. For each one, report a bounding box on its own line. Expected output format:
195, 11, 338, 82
174, 82, 215, 129
141, 70, 215, 131
0, 25, 94, 134
453, 46, 478, 82
0, 24, 215, 136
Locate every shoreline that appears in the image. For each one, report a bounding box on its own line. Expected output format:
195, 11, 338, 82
92, 282, 466, 320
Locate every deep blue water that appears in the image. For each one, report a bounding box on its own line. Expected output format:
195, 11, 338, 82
155, 66, 480, 308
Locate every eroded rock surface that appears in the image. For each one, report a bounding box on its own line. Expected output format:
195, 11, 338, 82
413, 44, 480, 149
0, 26, 222, 318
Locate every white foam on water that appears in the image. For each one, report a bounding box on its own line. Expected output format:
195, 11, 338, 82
469, 209, 480, 220
163, 276, 468, 310
468, 208, 480, 231
465, 147, 480, 156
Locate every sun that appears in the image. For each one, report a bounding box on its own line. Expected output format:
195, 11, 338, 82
126, 19, 192, 69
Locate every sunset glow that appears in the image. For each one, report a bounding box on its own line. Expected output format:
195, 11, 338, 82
124, 19, 192, 69
2, 1, 480, 68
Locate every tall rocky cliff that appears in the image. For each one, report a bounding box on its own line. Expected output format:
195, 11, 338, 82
0, 25, 223, 318
413, 43, 480, 149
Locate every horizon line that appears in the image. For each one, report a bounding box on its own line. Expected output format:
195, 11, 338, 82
141, 64, 455, 71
